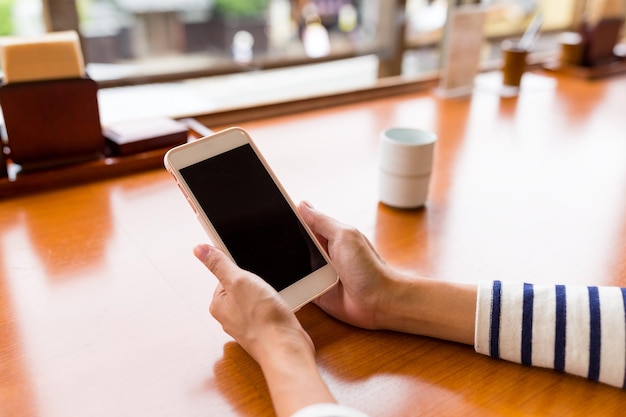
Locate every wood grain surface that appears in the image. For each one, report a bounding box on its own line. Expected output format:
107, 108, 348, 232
1, 70, 625, 416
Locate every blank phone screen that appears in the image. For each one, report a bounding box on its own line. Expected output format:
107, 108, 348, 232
180, 144, 326, 291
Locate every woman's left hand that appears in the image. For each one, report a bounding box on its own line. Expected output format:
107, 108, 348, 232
194, 244, 336, 417
193, 244, 315, 364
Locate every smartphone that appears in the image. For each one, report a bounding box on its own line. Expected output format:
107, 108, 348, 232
164, 127, 338, 310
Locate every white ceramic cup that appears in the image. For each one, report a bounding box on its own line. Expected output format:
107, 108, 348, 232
378, 127, 437, 209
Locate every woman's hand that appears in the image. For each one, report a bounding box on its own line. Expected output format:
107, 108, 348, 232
194, 244, 336, 417
299, 202, 477, 344
194, 244, 313, 364
298, 201, 399, 331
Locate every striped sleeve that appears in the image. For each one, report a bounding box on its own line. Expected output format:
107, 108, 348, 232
475, 281, 626, 389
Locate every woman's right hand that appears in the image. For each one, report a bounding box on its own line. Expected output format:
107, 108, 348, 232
299, 201, 477, 344
298, 201, 400, 331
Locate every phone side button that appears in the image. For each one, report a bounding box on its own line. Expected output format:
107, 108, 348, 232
176, 183, 197, 213
187, 198, 197, 214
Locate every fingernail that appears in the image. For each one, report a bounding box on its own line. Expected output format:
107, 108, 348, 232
301, 200, 314, 209
193, 244, 211, 260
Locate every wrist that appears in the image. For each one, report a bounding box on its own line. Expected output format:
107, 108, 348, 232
373, 270, 423, 332
256, 327, 335, 417
253, 324, 315, 369
377, 272, 477, 344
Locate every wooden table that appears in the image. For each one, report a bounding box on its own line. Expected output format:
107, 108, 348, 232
1, 71, 626, 416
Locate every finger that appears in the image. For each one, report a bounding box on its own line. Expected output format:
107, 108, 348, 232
298, 201, 344, 243
193, 244, 241, 286
297, 202, 327, 251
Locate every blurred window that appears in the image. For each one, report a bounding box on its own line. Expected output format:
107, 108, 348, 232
74, 0, 381, 84
0, 0, 44, 37
3, 0, 620, 119
403, 0, 585, 76
2, 1, 588, 84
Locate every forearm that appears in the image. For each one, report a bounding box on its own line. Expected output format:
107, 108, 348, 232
379, 272, 477, 344
258, 337, 335, 417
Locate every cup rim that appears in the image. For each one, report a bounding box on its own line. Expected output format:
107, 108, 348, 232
501, 38, 528, 53
381, 127, 437, 146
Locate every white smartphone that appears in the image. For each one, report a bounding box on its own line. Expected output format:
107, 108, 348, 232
164, 127, 338, 310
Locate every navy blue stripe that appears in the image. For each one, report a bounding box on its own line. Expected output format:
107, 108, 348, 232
521, 283, 534, 366
554, 285, 567, 372
588, 286, 601, 381
621, 288, 626, 390
490, 281, 502, 359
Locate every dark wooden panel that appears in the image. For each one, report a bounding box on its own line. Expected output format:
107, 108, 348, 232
0, 78, 103, 168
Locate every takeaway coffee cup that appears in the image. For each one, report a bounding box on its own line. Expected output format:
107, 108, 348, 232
378, 127, 437, 209
501, 39, 528, 88
559, 32, 583, 66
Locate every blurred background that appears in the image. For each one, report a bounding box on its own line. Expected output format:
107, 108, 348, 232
0, 0, 622, 122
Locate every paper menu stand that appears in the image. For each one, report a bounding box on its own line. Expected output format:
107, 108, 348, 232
437, 5, 486, 98
0, 31, 104, 170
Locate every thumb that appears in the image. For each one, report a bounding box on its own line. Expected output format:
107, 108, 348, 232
193, 244, 240, 286
298, 201, 341, 243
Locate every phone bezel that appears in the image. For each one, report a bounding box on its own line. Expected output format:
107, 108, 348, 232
164, 127, 338, 310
